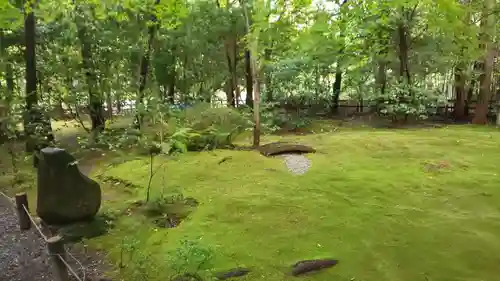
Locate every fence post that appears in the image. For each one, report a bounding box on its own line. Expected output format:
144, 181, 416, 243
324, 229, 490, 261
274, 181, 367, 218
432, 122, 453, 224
47, 235, 70, 281
15, 193, 31, 230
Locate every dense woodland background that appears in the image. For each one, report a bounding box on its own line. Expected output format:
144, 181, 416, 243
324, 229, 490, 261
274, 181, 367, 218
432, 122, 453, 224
0, 0, 499, 151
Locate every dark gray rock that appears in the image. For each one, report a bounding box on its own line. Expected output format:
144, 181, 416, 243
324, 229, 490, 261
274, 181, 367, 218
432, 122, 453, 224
215, 268, 251, 280
258, 142, 316, 156
291, 259, 338, 276
36, 147, 101, 225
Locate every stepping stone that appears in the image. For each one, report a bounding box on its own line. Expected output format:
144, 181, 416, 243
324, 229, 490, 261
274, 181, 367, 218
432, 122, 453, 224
281, 154, 311, 175
258, 142, 316, 156
215, 268, 251, 280
291, 259, 339, 276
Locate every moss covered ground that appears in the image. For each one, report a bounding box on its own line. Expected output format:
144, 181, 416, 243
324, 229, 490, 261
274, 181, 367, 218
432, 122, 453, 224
90, 125, 500, 281
2, 123, 500, 281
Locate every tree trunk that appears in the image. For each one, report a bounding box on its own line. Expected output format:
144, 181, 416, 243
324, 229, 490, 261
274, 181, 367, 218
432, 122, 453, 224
116, 94, 122, 113
454, 66, 467, 120
0, 30, 14, 141
397, 22, 411, 85
454, 0, 472, 121
240, 0, 260, 146
135, 0, 160, 128
465, 85, 473, 117
217, 0, 238, 107
376, 60, 387, 96
166, 54, 176, 104
314, 64, 320, 98
101, 63, 113, 119
472, 0, 495, 125
106, 91, 113, 119
74, 2, 105, 137
6, 61, 14, 105
331, 0, 348, 115
23, 0, 53, 153
244, 49, 253, 107
332, 66, 342, 114
465, 63, 478, 117
242, 8, 253, 108
264, 48, 273, 101
233, 40, 240, 106
224, 39, 236, 107
167, 75, 176, 104
252, 73, 261, 147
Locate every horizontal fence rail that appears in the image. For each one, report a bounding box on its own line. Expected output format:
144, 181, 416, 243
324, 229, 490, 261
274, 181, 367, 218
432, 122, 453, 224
0, 191, 86, 281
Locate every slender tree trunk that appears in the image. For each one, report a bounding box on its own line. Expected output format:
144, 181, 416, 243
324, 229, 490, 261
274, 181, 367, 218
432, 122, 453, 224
242, 8, 253, 108
252, 68, 261, 147
167, 75, 176, 104
101, 62, 113, 119
24, 5, 38, 134
314, 64, 320, 98
264, 48, 273, 101
397, 22, 411, 85
454, 66, 467, 120
376, 60, 387, 96
496, 78, 500, 126
332, 66, 342, 114
244, 49, 253, 107
224, 39, 236, 107
233, 40, 240, 106
166, 52, 176, 104
240, 0, 260, 146
135, 0, 160, 128
1, 30, 14, 141
465, 63, 478, 117
181, 53, 188, 104
6, 61, 14, 105
453, 0, 472, 121
216, 0, 238, 107
472, 0, 495, 124
116, 94, 122, 113
74, 2, 105, 138
331, 0, 348, 114
106, 90, 113, 119
23, 0, 53, 153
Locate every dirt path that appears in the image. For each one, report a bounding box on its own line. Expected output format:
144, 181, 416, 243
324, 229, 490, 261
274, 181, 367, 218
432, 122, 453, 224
0, 194, 110, 281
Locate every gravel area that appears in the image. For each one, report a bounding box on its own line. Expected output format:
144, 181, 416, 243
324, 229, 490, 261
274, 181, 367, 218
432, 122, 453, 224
0, 195, 52, 281
281, 153, 312, 175
0, 194, 111, 281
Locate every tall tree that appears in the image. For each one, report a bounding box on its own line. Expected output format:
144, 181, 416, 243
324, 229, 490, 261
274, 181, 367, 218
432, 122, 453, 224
241, 0, 261, 146
135, 0, 161, 128
74, 1, 105, 139
244, 49, 253, 107
332, 0, 348, 114
472, 0, 495, 124
23, 0, 53, 154
453, 0, 473, 121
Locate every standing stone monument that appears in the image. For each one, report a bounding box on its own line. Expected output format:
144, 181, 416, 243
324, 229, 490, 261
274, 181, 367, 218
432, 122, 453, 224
36, 147, 101, 224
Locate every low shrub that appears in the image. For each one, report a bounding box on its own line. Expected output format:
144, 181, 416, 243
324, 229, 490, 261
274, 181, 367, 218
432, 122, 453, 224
167, 103, 251, 151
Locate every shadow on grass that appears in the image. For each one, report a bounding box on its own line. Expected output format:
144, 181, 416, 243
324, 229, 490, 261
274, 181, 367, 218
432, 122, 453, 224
57, 213, 116, 243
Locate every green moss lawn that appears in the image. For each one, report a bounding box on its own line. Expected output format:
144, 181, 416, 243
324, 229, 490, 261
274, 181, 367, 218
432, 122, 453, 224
86, 125, 500, 281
